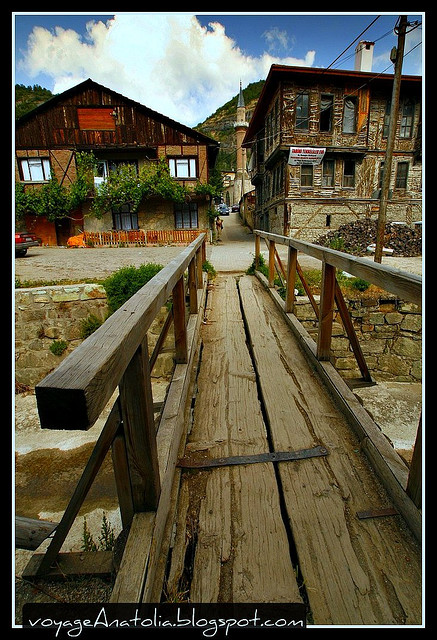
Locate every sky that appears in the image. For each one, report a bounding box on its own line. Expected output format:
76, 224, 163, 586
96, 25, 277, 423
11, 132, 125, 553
13, 12, 424, 128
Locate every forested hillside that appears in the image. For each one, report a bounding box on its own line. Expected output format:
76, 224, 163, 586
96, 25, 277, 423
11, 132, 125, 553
15, 84, 54, 119
194, 80, 264, 171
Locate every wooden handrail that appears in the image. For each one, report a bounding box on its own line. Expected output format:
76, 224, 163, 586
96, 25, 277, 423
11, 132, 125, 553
36, 234, 206, 430
256, 230, 422, 305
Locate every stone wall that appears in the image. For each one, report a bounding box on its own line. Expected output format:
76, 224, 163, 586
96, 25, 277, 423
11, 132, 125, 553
294, 294, 422, 382
15, 284, 175, 387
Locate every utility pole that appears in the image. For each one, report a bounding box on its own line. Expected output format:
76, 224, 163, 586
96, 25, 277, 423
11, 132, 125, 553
374, 15, 407, 263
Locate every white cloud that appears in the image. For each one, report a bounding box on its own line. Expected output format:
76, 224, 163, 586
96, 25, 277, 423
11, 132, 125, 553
18, 14, 316, 126
262, 27, 289, 52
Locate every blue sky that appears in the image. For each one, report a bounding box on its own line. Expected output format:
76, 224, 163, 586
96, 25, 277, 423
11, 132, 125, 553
13, 12, 423, 127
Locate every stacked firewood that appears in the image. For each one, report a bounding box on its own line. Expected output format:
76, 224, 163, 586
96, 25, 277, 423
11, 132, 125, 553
315, 219, 422, 256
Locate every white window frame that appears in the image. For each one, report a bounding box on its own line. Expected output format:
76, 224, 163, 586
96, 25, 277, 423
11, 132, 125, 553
20, 157, 51, 182
169, 157, 197, 179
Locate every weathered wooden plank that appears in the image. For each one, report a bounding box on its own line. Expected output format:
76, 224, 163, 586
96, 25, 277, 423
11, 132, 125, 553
111, 429, 135, 529
23, 551, 114, 580
334, 280, 372, 382
15, 517, 58, 551
36, 234, 205, 430
285, 245, 297, 313
173, 276, 188, 364
239, 275, 421, 625
110, 512, 155, 602
166, 275, 302, 603
142, 286, 207, 601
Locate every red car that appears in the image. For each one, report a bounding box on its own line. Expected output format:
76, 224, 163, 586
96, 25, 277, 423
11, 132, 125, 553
15, 231, 42, 257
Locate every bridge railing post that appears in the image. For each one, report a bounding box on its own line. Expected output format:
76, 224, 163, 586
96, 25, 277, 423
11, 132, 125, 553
255, 234, 261, 270
173, 275, 188, 364
285, 245, 298, 313
118, 334, 161, 512
268, 239, 276, 287
316, 262, 336, 361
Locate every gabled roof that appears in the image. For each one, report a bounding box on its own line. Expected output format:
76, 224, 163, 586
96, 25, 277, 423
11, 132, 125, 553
16, 78, 219, 147
243, 64, 421, 147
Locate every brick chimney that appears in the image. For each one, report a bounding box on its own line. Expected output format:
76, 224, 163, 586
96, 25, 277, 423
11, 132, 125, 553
354, 41, 374, 72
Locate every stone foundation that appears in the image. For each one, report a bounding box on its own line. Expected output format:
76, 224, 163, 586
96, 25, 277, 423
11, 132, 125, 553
294, 294, 422, 382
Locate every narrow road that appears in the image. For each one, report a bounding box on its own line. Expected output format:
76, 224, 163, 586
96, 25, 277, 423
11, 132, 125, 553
208, 212, 255, 273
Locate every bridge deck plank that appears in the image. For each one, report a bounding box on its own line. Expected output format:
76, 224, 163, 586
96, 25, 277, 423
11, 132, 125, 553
239, 275, 421, 625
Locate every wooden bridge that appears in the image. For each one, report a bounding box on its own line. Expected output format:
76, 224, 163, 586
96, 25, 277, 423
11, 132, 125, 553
23, 230, 422, 626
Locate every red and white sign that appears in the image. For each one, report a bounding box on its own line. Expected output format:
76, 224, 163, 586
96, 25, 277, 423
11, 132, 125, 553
288, 147, 326, 165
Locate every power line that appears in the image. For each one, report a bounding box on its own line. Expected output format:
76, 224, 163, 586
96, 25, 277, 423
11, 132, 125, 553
326, 15, 381, 70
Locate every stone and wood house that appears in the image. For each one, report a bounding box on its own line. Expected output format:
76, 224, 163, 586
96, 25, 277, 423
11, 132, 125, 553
242, 53, 422, 240
15, 78, 220, 246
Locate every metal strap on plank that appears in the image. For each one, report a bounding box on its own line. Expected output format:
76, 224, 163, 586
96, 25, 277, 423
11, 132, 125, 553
177, 445, 328, 469
356, 507, 398, 520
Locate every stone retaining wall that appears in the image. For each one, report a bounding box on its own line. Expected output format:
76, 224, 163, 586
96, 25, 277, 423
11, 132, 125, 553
294, 294, 422, 382
15, 284, 175, 387
15, 284, 422, 387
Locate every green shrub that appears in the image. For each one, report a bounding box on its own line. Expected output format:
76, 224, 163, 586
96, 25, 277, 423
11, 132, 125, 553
350, 277, 370, 292
103, 263, 163, 314
49, 339, 68, 356
81, 512, 115, 552
202, 260, 216, 280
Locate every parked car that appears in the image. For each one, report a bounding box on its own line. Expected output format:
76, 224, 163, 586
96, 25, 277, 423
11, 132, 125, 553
231, 204, 240, 212
15, 231, 42, 257
217, 203, 230, 215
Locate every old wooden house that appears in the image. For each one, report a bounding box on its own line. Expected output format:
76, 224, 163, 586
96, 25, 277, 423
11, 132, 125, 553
15, 78, 219, 246
243, 57, 422, 240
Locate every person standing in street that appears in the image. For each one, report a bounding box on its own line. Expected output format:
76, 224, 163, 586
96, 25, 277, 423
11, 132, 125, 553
216, 216, 223, 240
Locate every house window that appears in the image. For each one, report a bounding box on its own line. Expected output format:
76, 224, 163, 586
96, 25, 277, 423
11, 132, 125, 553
94, 159, 138, 187
295, 93, 309, 131
112, 203, 139, 231
400, 100, 414, 138
342, 159, 355, 187
169, 158, 197, 179
19, 157, 51, 182
174, 202, 198, 229
383, 100, 391, 137
322, 158, 335, 186
343, 96, 357, 133
320, 95, 333, 132
300, 164, 313, 187
395, 162, 409, 188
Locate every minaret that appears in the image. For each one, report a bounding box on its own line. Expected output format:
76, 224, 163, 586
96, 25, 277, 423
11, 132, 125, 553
234, 81, 249, 203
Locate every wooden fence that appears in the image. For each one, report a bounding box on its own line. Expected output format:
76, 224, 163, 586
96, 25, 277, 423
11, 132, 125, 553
254, 230, 422, 535
28, 234, 207, 584
83, 228, 207, 247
